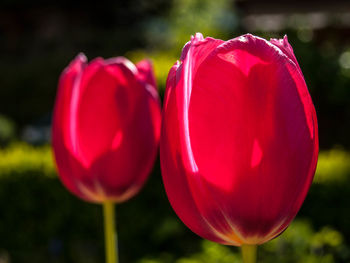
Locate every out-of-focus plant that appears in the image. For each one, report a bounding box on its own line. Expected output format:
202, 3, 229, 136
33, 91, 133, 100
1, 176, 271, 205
175, 241, 240, 263
314, 148, 350, 184
0, 144, 349, 262
143, 0, 236, 50
130, 0, 237, 91
0, 143, 54, 176
0, 115, 16, 145
166, 0, 237, 47
138, 221, 347, 263
263, 221, 347, 263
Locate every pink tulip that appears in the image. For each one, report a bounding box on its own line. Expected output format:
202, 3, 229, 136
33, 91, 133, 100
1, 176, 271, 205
52, 54, 161, 203
160, 33, 318, 246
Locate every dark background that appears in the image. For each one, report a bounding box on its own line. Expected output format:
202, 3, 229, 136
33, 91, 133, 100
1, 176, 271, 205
0, 0, 349, 262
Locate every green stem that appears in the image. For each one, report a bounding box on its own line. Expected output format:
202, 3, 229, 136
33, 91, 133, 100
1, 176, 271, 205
241, 244, 257, 263
103, 201, 118, 263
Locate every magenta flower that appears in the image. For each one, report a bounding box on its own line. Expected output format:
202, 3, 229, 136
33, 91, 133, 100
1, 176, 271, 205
160, 33, 318, 246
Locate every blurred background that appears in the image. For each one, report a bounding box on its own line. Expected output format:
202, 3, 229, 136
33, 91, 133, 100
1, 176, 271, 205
0, 0, 350, 262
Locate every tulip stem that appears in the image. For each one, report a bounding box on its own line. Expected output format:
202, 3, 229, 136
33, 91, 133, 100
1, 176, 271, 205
103, 201, 118, 263
241, 244, 257, 263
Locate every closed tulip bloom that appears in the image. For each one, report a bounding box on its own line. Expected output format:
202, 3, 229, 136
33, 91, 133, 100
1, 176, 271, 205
53, 54, 161, 203
160, 33, 318, 246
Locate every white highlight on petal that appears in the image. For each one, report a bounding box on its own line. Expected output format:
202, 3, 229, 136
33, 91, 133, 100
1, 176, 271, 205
70, 70, 83, 158
145, 84, 159, 100
105, 57, 138, 74
182, 37, 199, 173
192, 32, 204, 42
67, 54, 87, 160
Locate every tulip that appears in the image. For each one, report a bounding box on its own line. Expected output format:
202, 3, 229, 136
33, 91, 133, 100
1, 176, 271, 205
52, 54, 161, 263
160, 33, 318, 262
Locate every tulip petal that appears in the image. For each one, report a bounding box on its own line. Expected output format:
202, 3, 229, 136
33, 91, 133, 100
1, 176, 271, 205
186, 34, 318, 243
53, 54, 161, 203
161, 35, 240, 244
136, 59, 162, 141
136, 59, 157, 89
73, 59, 144, 169
270, 35, 301, 72
77, 59, 162, 202
161, 65, 230, 244
162, 34, 318, 245
52, 53, 99, 201
53, 53, 86, 154
91, 82, 160, 202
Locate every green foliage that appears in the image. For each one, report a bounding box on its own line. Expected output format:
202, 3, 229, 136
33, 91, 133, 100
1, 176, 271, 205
300, 148, 350, 245
175, 241, 240, 263
0, 144, 103, 263
0, 144, 349, 262
127, 0, 237, 93
140, 222, 348, 263
262, 221, 347, 263
167, 0, 237, 46
314, 148, 350, 184
0, 143, 54, 177
0, 115, 15, 145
